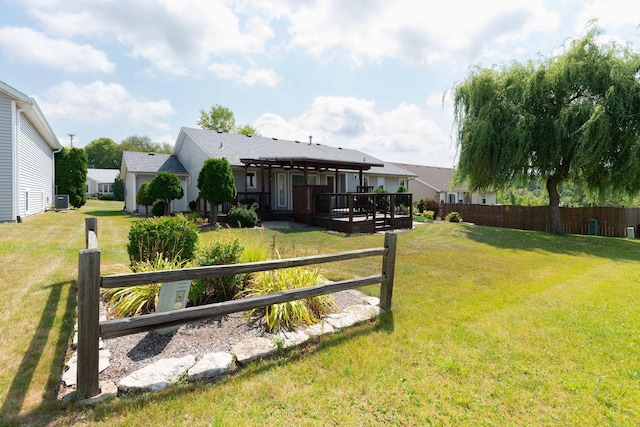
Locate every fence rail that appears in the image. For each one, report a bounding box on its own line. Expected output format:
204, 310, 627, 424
440, 204, 640, 237
76, 218, 397, 399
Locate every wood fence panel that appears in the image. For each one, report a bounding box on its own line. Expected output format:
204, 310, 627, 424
440, 204, 638, 237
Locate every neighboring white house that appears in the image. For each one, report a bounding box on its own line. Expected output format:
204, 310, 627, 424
0, 80, 62, 222
86, 168, 120, 197
121, 151, 190, 213
393, 162, 498, 205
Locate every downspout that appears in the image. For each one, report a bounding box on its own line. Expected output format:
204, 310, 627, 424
14, 103, 34, 222
52, 143, 62, 209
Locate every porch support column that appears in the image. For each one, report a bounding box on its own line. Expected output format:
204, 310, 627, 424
260, 166, 266, 218
359, 170, 364, 192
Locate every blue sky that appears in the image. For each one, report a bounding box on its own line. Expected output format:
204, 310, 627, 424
1, 0, 639, 167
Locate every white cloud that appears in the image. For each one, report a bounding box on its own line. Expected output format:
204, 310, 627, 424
37, 81, 173, 131
255, 96, 454, 167
0, 26, 114, 72
575, 0, 640, 31
26, 0, 275, 75
255, 0, 559, 66
209, 63, 281, 86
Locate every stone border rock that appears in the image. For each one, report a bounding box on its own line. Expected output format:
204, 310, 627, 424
60, 293, 382, 406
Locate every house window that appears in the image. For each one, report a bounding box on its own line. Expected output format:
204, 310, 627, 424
399, 179, 406, 190
246, 172, 256, 189
448, 193, 456, 203
102, 184, 114, 193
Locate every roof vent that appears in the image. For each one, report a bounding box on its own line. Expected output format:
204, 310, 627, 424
246, 134, 252, 137
338, 147, 343, 150
272, 137, 278, 140
217, 130, 223, 133
219, 142, 223, 148
148, 152, 155, 156
309, 135, 312, 145
295, 140, 300, 143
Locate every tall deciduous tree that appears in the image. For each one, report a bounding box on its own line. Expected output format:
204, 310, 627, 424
84, 137, 120, 169
236, 124, 261, 136
197, 157, 236, 224
55, 147, 88, 208
453, 27, 640, 234
198, 105, 236, 132
198, 104, 259, 136
147, 172, 184, 216
120, 135, 172, 154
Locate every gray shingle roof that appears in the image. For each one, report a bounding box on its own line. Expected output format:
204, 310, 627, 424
122, 151, 188, 174
178, 127, 412, 176
392, 162, 464, 191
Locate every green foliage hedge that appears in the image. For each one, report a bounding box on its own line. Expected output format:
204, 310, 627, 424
127, 215, 199, 264
151, 200, 165, 217
227, 204, 258, 228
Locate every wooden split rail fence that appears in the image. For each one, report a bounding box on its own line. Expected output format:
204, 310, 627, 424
76, 218, 398, 399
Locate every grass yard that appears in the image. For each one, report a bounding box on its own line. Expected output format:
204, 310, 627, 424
1, 200, 640, 426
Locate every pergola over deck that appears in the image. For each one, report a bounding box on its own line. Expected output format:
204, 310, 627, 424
240, 156, 382, 190
235, 156, 412, 233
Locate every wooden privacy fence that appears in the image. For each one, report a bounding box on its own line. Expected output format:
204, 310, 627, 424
440, 204, 640, 237
76, 218, 398, 399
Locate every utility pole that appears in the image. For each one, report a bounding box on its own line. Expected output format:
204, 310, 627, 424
68, 133, 75, 147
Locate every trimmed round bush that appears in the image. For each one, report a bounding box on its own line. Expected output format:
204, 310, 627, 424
127, 215, 199, 263
227, 204, 258, 228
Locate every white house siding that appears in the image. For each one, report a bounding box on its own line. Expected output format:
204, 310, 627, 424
0, 94, 13, 221
124, 171, 137, 213
175, 136, 209, 206
18, 115, 54, 218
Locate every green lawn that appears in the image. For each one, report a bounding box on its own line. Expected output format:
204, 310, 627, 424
2, 200, 640, 426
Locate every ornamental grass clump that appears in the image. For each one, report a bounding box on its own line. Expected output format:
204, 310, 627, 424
104, 255, 191, 318
445, 211, 463, 223
189, 236, 246, 305
242, 267, 338, 332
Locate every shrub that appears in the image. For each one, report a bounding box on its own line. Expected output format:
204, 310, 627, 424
374, 187, 390, 211
189, 236, 245, 305
127, 215, 199, 264
423, 210, 435, 221
445, 211, 463, 223
242, 267, 337, 331
151, 200, 166, 217
104, 255, 191, 318
227, 204, 258, 228
188, 200, 197, 212
98, 193, 115, 201
415, 198, 441, 217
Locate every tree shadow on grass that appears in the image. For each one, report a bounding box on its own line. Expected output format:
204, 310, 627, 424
45, 309, 396, 422
462, 224, 640, 262
83, 209, 127, 217
0, 280, 76, 426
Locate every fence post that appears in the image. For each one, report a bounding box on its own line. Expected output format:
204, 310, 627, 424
379, 232, 397, 310
85, 217, 98, 249
77, 227, 101, 399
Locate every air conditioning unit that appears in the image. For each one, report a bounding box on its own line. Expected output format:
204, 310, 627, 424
55, 195, 69, 209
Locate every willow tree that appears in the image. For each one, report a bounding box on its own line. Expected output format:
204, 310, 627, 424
453, 28, 640, 233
